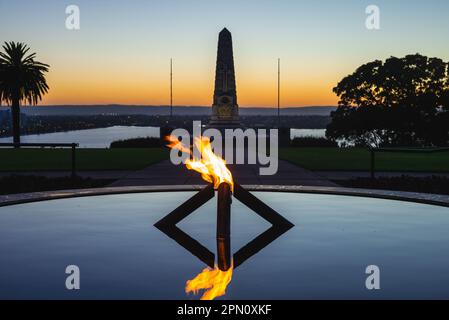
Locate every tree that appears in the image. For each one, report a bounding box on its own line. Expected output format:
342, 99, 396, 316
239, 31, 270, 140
0, 42, 49, 145
327, 54, 449, 147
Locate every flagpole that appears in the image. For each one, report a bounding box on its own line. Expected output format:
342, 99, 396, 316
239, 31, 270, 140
277, 58, 280, 128
170, 58, 173, 118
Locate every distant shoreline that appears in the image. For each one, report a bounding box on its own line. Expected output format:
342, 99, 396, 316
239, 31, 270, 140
0, 105, 336, 117
25, 104, 336, 108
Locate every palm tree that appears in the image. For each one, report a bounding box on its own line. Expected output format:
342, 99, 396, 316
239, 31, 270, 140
0, 42, 49, 145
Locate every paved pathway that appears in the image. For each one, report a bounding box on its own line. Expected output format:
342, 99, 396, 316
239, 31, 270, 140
2, 168, 446, 187
109, 160, 338, 187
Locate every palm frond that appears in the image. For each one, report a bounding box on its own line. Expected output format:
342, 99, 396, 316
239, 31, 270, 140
0, 41, 50, 106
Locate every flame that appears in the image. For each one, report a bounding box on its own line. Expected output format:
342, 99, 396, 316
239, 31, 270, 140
166, 135, 234, 300
165, 135, 234, 191
166, 135, 192, 154
185, 264, 233, 300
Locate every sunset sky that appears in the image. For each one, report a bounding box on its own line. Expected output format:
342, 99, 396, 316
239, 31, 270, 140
1, 0, 449, 107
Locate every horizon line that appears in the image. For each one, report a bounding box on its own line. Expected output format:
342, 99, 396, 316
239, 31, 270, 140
1, 104, 337, 109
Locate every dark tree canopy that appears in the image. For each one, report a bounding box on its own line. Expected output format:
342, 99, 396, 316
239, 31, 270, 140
0, 42, 49, 144
327, 54, 449, 147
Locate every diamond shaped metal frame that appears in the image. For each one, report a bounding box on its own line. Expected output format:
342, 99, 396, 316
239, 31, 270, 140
154, 183, 294, 269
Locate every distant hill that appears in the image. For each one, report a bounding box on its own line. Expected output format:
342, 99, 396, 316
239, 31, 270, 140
12, 105, 336, 117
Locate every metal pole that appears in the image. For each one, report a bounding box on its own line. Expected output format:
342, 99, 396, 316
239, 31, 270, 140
170, 58, 173, 119
217, 182, 231, 238
217, 182, 232, 271
217, 235, 231, 271
277, 58, 280, 128
370, 149, 375, 180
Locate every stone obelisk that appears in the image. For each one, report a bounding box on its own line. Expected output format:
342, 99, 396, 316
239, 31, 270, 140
209, 28, 240, 127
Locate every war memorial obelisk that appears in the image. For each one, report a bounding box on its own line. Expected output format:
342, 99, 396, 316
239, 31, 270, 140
209, 28, 241, 128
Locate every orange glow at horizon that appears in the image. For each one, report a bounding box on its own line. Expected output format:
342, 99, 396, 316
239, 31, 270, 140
5, 0, 449, 109
41, 77, 338, 106
39, 60, 339, 107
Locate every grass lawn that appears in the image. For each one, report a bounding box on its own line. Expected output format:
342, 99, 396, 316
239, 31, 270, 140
280, 147, 449, 172
0, 148, 169, 171
3, 147, 448, 172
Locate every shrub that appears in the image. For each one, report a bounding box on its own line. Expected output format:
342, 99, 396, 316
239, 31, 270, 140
110, 137, 161, 148
290, 137, 338, 147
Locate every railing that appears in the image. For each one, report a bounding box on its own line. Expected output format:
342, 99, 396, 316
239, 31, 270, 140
369, 147, 449, 179
0, 143, 79, 178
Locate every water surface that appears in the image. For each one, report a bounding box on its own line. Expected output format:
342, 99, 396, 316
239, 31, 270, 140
0, 126, 159, 148
0, 192, 448, 299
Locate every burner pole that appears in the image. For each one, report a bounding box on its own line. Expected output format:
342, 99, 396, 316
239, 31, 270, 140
217, 182, 231, 237
217, 182, 232, 271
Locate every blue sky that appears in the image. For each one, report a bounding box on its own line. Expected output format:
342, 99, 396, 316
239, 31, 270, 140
1, 0, 448, 106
